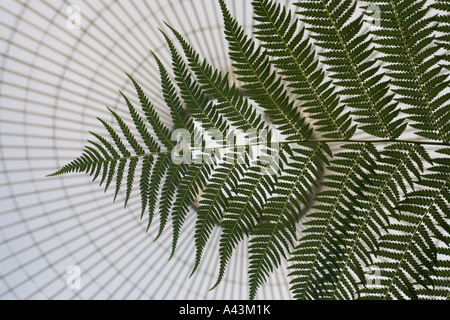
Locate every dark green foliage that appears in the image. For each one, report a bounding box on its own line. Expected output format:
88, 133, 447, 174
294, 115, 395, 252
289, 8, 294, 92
361, 148, 450, 299
295, 0, 407, 139
219, 0, 313, 142
432, 0, 450, 71
364, 0, 450, 142
289, 143, 432, 299
249, 142, 331, 299
252, 0, 356, 140
50, 0, 450, 300
289, 142, 379, 299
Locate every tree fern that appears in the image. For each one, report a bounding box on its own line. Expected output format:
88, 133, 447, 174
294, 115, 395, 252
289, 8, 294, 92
50, 0, 450, 300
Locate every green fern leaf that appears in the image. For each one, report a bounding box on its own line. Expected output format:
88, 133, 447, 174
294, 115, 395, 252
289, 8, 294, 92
289, 143, 379, 299
192, 147, 250, 276
327, 143, 430, 299
212, 144, 287, 290
252, 0, 356, 140
170, 154, 215, 259
249, 142, 329, 299
145, 153, 171, 231
167, 25, 269, 138
138, 155, 153, 219
362, 148, 450, 299
126, 74, 175, 149
219, 0, 313, 141
364, 0, 450, 142
416, 246, 450, 299
120, 91, 160, 154
162, 31, 228, 136
295, 0, 407, 139
155, 162, 188, 240
432, 0, 450, 71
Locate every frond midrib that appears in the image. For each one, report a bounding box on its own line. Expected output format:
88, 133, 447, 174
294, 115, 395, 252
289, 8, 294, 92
51, 137, 450, 178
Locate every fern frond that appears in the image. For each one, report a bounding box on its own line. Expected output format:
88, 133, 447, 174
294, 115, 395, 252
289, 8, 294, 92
327, 143, 431, 299
107, 106, 145, 156
139, 155, 154, 221
295, 0, 406, 139
364, 0, 450, 142
154, 162, 187, 240
50, 0, 450, 300
49, 97, 173, 233
362, 148, 450, 299
432, 0, 450, 71
151, 52, 197, 138
126, 74, 175, 150
120, 91, 161, 154
211, 143, 286, 290
191, 147, 250, 276
97, 117, 131, 158
166, 25, 269, 138
170, 153, 215, 259
145, 153, 171, 230
252, 0, 356, 140
162, 31, 229, 136
289, 143, 379, 299
416, 246, 450, 299
219, 0, 313, 141
249, 142, 330, 299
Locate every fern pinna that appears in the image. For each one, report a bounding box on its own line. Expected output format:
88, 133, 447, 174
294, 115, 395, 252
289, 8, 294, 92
50, 0, 450, 300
